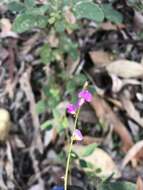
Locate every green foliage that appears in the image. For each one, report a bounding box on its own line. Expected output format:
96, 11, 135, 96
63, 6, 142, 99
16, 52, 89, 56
98, 181, 136, 190
36, 99, 47, 114
8, 2, 25, 12
24, 0, 35, 7
71, 151, 79, 159
40, 44, 53, 65
12, 14, 48, 33
127, 0, 143, 11
101, 4, 123, 24
43, 85, 61, 109
41, 120, 53, 130
59, 36, 79, 61
79, 159, 94, 169
81, 143, 97, 157
73, 2, 104, 22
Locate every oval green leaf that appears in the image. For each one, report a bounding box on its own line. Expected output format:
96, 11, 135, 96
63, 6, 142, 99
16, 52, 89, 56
101, 4, 123, 24
74, 2, 104, 22
12, 14, 48, 33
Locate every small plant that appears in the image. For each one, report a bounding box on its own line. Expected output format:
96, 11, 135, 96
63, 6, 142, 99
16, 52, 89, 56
65, 82, 92, 190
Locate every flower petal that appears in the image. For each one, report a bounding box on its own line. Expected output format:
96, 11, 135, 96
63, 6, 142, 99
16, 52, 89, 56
78, 90, 92, 102
67, 104, 77, 114
73, 129, 83, 141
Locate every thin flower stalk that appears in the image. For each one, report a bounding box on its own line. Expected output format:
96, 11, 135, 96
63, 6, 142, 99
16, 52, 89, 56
64, 82, 92, 190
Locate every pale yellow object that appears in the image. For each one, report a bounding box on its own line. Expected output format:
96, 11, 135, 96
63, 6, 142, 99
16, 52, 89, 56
0, 109, 11, 141
71, 144, 121, 179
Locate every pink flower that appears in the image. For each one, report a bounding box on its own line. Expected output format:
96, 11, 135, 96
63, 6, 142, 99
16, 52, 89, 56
78, 90, 92, 103
67, 89, 92, 114
67, 104, 77, 114
73, 129, 83, 141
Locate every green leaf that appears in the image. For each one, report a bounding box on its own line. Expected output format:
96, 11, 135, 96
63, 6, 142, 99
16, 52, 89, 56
25, 5, 49, 15
12, 14, 48, 33
8, 1, 25, 12
59, 36, 78, 61
24, 0, 35, 7
81, 143, 97, 157
74, 2, 104, 22
101, 4, 123, 24
71, 150, 79, 159
98, 181, 135, 190
79, 159, 94, 169
40, 44, 52, 64
36, 100, 47, 114
41, 120, 53, 130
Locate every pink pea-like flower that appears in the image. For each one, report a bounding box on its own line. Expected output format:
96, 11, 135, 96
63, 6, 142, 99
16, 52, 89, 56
73, 129, 83, 141
78, 90, 92, 102
67, 104, 77, 114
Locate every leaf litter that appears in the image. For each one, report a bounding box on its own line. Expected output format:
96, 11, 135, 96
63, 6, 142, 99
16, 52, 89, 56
1, 1, 143, 189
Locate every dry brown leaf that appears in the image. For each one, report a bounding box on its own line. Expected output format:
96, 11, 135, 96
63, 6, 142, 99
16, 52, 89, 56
66, 56, 80, 75
89, 50, 114, 67
20, 33, 40, 55
99, 21, 125, 31
5, 142, 14, 189
64, 7, 76, 24
83, 135, 103, 145
137, 176, 143, 190
47, 30, 59, 48
122, 140, 143, 168
90, 96, 134, 151
111, 74, 123, 93
0, 109, 11, 142
0, 18, 11, 33
0, 18, 18, 38
20, 68, 43, 153
106, 60, 143, 78
134, 11, 143, 32
72, 145, 121, 178
120, 95, 143, 127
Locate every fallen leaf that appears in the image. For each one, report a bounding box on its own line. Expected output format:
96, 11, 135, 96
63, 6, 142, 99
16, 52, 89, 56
64, 7, 76, 24
120, 95, 143, 127
20, 33, 40, 55
134, 11, 143, 32
99, 21, 125, 31
82, 135, 103, 145
0, 18, 12, 33
110, 75, 141, 93
136, 176, 143, 190
89, 50, 114, 67
0, 18, 18, 38
106, 60, 143, 78
5, 142, 14, 189
0, 109, 11, 142
72, 144, 121, 178
122, 140, 143, 168
20, 68, 43, 153
29, 183, 44, 190
90, 96, 134, 151
47, 30, 59, 48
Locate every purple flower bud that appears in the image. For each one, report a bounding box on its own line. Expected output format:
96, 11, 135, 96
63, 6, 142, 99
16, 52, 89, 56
67, 104, 77, 114
73, 129, 83, 141
78, 90, 92, 102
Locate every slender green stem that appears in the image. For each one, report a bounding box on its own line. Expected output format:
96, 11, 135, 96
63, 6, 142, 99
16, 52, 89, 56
64, 81, 88, 190
64, 108, 80, 190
